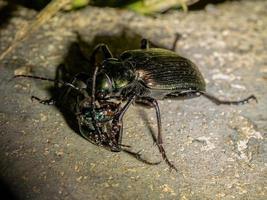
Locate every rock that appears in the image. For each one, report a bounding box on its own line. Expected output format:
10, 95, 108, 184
0, 1, 266, 199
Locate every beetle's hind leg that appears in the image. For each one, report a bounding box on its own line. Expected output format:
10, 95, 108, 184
167, 90, 257, 105
200, 92, 257, 105
90, 44, 113, 65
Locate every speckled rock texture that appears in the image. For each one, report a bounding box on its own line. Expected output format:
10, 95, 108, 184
0, 0, 266, 199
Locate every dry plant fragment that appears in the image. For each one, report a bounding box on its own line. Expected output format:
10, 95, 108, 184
0, 0, 72, 61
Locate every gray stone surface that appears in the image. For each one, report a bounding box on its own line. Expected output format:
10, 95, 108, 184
0, 0, 266, 199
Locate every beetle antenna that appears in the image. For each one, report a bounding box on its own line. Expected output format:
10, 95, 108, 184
13, 75, 82, 92
91, 64, 103, 135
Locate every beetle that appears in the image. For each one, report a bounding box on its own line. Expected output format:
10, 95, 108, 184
88, 38, 257, 171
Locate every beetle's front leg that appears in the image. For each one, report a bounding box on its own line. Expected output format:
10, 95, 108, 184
140, 39, 150, 50
90, 44, 113, 66
111, 98, 161, 165
111, 96, 136, 146
136, 97, 178, 171
140, 33, 181, 51
60, 72, 90, 103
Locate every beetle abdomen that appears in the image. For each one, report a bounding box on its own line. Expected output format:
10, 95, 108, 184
121, 48, 206, 92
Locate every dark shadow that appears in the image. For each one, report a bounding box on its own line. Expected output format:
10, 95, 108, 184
0, 178, 20, 200
7, 0, 50, 11
188, 0, 228, 10
0, 2, 18, 30
7, 0, 139, 11
91, 0, 139, 7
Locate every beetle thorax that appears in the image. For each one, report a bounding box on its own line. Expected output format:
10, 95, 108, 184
95, 59, 136, 98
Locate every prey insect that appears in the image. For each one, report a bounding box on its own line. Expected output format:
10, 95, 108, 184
14, 73, 160, 166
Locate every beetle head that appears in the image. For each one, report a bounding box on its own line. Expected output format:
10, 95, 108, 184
95, 59, 135, 98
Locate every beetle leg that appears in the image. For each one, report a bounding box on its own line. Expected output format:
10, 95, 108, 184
111, 96, 136, 146
200, 92, 257, 105
156, 143, 178, 171
60, 72, 90, 103
90, 44, 113, 66
54, 72, 89, 106
99, 97, 134, 152
75, 33, 113, 64
122, 149, 161, 165
171, 33, 182, 51
114, 96, 136, 122
140, 33, 181, 51
140, 39, 150, 49
136, 97, 178, 171
110, 116, 161, 165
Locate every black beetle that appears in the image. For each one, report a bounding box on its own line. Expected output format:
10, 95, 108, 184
88, 38, 257, 171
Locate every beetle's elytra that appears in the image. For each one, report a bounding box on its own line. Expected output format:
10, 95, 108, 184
14, 37, 257, 171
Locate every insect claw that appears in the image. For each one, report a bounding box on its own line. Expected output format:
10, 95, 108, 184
249, 95, 258, 103
122, 149, 160, 165
167, 161, 178, 172
119, 143, 131, 148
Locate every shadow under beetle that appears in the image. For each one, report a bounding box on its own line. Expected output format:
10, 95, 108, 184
14, 36, 257, 172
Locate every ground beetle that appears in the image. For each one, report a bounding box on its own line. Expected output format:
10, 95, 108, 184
88, 38, 257, 171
